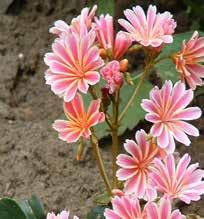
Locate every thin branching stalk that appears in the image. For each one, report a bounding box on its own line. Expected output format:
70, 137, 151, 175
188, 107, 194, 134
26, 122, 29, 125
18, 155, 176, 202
89, 86, 98, 99
118, 62, 153, 123
155, 55, 171, 64
90, 132, 112, 196
111, 90, 120, 188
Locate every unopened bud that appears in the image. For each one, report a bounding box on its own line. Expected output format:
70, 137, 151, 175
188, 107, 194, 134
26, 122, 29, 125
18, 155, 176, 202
119, 59, 128, 72
101, 87, 111, 112
99, 48, 107, 59
101, 87, 109, 99
76, 139, 85, 161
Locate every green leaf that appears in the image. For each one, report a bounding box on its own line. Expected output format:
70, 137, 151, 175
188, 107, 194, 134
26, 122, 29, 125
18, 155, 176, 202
0, 198, 26, 219
28, 195, 45, 219
87, 206, 107, 219
94, 121, 109, 139
118, 80, 153, 135
18, 200, 37, 219
155, 31, 204, 82
18, 195, 46, 219
0, 196, 45, 219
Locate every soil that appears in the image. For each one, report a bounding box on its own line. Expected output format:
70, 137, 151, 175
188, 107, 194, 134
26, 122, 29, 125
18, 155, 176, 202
0, 0, 203, 218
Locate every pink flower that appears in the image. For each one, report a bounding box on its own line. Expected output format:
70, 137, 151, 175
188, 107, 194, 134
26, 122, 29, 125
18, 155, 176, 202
116, 129, 164, 199
71, 5, 97, 34
101, 61, 123, 94
104, 196, 185, 219
145, 198, 185, 219
50, 5, 97, 36
104, 196, 145, 219
47, 210, 79, 219
49, 20, 70, 36
53, 94, 104, 143
118, 5, 176, 48
141, 80, 201, 153
151, 153, 204, 204
95, 14, 132, 60
173, 31, 204, 89
44, 29, 104, 102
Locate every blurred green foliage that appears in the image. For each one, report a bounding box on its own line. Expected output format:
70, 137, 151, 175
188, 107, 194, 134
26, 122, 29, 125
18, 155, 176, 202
88, 0, 115, 15
182, 0, 204, 31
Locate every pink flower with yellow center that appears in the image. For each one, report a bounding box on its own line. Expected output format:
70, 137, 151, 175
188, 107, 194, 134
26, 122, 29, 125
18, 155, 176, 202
116, 129, 165, 199
173, 31, 204, 89
100, 61, 123, 94
49, 5, 97, 36
94, 14, 132, 60
47, 210, 79, 219
44, 29, 104, 102
104, 196, 185, 219
118, 5, 176, 48
53, 94, 104, 143
151, 153, 204, 204
141, 80, 201, 153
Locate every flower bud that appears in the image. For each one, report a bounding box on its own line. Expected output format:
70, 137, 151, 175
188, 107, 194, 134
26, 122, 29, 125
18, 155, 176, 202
99, 48, 107, 59
100, 61, 123, 94
101, 87, 111, 112
119, 59, 128, 72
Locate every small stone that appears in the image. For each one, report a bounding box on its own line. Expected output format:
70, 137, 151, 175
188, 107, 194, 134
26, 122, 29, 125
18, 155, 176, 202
0, 101, 12, 119
0, 0, 14, 14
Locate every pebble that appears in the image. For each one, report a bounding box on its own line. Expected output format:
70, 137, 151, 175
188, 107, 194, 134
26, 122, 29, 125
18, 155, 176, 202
0, 0, 14, 14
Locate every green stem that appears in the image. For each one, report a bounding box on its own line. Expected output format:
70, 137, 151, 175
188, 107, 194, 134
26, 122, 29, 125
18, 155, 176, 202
90, 133, 112, 196
111, 90, 120, 188
118, 62, 153, 123
89, 86, 98, 99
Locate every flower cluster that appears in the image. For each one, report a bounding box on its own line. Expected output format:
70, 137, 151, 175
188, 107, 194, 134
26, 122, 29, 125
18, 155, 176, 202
94, 14, 132, 60
116, 129, 204, 202
45, 5, 106, 142
44, 3, 204, 219
105, 196, 185, 219
111, 80, 203, 218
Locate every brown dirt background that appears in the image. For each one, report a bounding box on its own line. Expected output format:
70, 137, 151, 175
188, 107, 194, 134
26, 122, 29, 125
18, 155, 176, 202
0, 0, 203, 218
